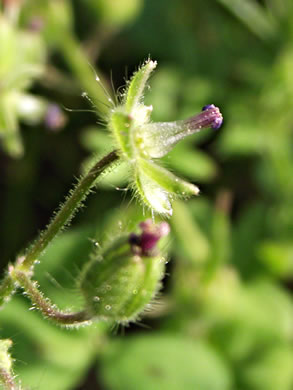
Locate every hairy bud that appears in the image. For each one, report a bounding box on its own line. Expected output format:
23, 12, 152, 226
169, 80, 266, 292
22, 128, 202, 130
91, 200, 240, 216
79, 220, 169, 323
107, 59, 223, 216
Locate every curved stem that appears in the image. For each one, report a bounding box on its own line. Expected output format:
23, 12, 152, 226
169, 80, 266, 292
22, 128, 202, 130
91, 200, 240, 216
13, 270, 92, 327
20, 150, 119, 272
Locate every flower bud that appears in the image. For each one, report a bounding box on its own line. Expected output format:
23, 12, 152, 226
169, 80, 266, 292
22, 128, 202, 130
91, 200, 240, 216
136, 104, 223, 158
107, 59, 223, 216
79, 221, 169, 323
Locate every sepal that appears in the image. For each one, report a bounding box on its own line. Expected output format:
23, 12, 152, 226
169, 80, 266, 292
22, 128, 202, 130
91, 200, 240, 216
135, 159, 199, 216
79, 221, 169, 323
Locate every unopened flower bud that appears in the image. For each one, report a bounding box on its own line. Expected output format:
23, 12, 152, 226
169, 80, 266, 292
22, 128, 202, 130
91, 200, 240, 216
136, 104, 223, 158
107, 59, 223, 216
189, 104, 223, 130
79, 221, 169, 323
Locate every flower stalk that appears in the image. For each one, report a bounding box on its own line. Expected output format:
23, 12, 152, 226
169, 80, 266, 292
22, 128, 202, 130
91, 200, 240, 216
0, 150, 120, 307
20, 150, 119, 272
8, 220, 169, 327
10, 269, 91, 327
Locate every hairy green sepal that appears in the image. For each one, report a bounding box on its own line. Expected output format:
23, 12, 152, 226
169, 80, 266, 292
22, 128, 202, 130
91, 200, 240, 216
79, 236, 165, 323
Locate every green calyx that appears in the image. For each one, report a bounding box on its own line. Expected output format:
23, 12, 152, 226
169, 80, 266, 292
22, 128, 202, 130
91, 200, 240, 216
109, 109, 133, 158
79, 226, 167, 324
135, 159, 199, 216
124, 59, 157, 115
107, 59, 204, 216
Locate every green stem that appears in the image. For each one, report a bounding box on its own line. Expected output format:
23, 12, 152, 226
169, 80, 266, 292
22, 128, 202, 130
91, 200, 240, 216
13, 270, 92, 326
20, 150, 119, 271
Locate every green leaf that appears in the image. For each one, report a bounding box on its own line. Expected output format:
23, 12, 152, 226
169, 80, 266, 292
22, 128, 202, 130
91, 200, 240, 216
99, 335, 233, 390
171, 201, 210, 264
216, 0, 277, 40
243, 346, 293, 390
84, 0, 143, 27
257, 241, 293, 277
163, 141, 217, 182
0, 298, 104, 390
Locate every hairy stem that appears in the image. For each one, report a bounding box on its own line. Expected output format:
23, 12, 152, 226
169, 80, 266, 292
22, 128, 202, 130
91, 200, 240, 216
20, 150, 119, 272
13, 270, 92, 326
0, 274, 15, 307
0, 367, 19, 390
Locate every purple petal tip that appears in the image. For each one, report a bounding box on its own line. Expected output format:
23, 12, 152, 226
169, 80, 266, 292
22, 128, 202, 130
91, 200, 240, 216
202, 104, 216, 111
211, 116, 223, 130
202, 104, 223, 130
129, 220, 170, 256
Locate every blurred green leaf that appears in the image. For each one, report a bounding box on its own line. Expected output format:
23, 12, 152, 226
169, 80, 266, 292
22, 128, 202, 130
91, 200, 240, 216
242, 345, 293, 390
84, 0, 144, 27
163, 140, 217, 182
171, 201, 210, 265
216, 0, 277, 40
257, 241, 293, 277
100, 334, 233, 390
0, 298, 104, 390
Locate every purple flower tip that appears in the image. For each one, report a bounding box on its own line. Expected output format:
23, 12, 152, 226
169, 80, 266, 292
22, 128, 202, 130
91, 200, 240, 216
129, 220, 170, 256
202, 104, 215, 111
201, 104, 223, 130
211, 116, 223, 130
185, 104, 223, 132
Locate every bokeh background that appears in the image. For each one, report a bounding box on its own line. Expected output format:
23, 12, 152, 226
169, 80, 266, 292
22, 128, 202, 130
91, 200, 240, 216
1, 0, 293, 389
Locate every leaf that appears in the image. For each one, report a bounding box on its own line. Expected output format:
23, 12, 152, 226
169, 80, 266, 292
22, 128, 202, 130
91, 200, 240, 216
163, 141, 217, 182
0, 298, 105, 390
99, 335, 233, 390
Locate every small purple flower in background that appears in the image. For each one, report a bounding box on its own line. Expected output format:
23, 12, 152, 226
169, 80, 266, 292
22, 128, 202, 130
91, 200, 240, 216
28, 17, 45, 33
129, 220, 170, 256
45, 104, 66, 131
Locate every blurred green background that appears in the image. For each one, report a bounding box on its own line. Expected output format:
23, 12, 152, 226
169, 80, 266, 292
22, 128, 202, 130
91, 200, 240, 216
1, 0, 293, 389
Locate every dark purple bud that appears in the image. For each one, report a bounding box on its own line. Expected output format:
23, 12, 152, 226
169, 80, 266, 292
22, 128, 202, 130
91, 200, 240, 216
185, 104, 223, 131
129, 233, 141, 247
129, 220, 170, 256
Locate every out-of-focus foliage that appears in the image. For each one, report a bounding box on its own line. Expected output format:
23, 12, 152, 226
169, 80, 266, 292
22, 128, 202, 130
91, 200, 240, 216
0, 0, 293, 389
